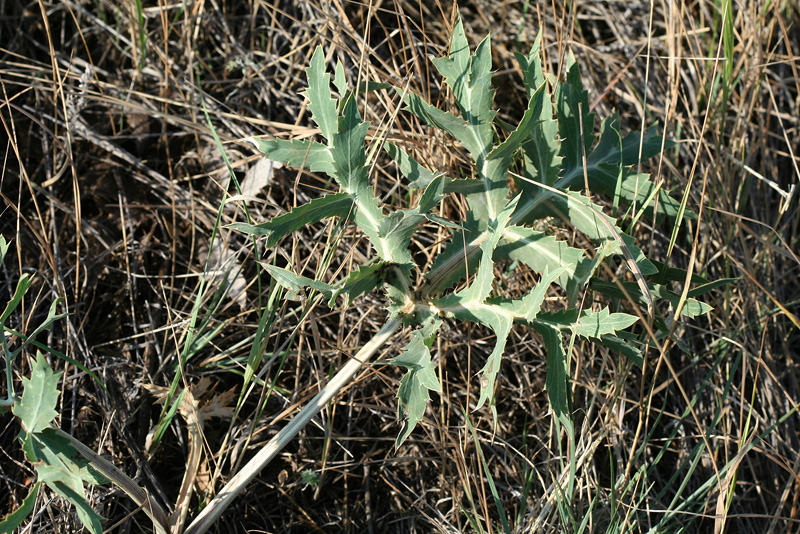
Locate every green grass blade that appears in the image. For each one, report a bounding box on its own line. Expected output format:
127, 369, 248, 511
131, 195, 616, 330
465, 413, 511, 534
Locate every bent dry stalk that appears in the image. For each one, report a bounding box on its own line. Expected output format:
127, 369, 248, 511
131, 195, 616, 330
183, 319, 401, 534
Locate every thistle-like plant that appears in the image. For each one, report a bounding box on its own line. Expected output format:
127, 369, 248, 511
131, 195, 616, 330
231, 15, 711, 452
1, 17, 718, 534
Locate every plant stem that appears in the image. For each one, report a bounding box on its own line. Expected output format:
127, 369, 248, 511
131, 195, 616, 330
56, 428, 171, 534
183, 317, 402, 534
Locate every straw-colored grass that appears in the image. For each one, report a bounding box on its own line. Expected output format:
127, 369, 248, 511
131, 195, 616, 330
1, 1, 798, 533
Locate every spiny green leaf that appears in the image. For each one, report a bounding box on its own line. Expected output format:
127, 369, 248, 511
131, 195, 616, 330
487, 84, 545, 163
306, 47, 338, 141
330, 94, 371, 192
432, 16, 496, 139
261, 262, 386, 308
248, 138, 334, 174
498, 265, 569, 322
598, 334, 644, 369
424, 217, 483, 294
260, 264, 337, 303
229, 193, 354, 246
589, 280, 715, 319
555, 52, 595, 174
574, 309, 638, 338
328, 95, 397, 262
383, 142, 439, 190
334, 263, 387, 307
424, 15, 508, 222
433, 199, 518, 414
402, 91, 484, 156
497, 226, 590, 293
1, 273, 32, 325
377, 176, 445, 265
21, 429, 106, 534
535, 308, 638, 339
515, 34, 545, 98
0, 482, 40, 533
522, 188, 657, 276
535, 323, 571, 431
474, 310, 514, 415
517, 83, 562, 187
13, 353, 61, 433
391, 317, 442, 447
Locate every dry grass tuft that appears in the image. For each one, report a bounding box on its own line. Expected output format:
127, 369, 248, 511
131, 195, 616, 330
1, 0, 798, 533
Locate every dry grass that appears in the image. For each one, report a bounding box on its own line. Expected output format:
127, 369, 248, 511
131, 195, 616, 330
1, 0, 799, 533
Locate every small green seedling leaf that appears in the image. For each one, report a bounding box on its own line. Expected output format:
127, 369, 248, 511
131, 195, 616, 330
12, 353, 61, 433
0, 236, 9, 263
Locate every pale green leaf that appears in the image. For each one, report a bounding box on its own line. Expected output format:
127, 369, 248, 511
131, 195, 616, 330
328, 95, 398, 261
574, 309, 638, 338
498, 265, 569, 322
333, 262, 387, 307
403, 91, 482, 155
497, 226, 590, 293
391, 317, 442, 447
535, 308, 638, 338
0, 235, 8, 264
13, 353, 61, 433
42, 475, 104, 534
377, 177, 445, 265
474, 310, 513, 414
0, 482, 40, 533
432, 17, 496, 136
333, 60, 347, 97
487, 83, 545, 163
330, 94, 370, 193
1, 273, 32, 324
306, 47, 338, 140
599, 334, 644, 369
433, 200, 518, 414
230, 193, 354, 246
260, 264, 336, 302
523, 189, 657, 276
514, 34, 545, 97
536, 323, 571, 430
261, 262, 385, 308
555, 52, 595, 174
21, 429, 106, 534
383, 142, 439, 190
249, 138, 334, 174
424, 218, 483, 294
